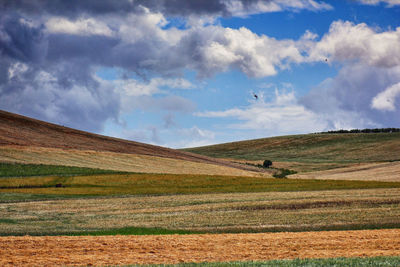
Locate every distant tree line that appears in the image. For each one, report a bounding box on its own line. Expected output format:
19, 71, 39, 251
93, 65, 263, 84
318, 128, 400, 134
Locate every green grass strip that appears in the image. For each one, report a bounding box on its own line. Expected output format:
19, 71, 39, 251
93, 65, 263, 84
0, 162, 127, 178
2, 223, 400, 237
0, 227, 202, 237
2, 173, 400, 199
123, 256, 400, 267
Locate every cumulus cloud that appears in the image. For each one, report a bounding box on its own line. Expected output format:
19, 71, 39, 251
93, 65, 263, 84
300, 64, 400, 129
45, 17, 113, 37
1, 65, 121, 132
0, 2, 321, 134
309, 21, 400, 67
224, 0, 332, 17
193, 26, 305, 77
301, 20, 400, 129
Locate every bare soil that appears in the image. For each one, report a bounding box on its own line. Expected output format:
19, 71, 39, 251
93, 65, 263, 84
1, 229, 399, 266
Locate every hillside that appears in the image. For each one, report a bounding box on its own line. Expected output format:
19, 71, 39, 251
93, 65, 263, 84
0, 110, 264, 175
183, 133, 400, 164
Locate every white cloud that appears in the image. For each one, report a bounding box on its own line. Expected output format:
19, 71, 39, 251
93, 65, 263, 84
197, 89, 327, 135
45, 17, 113, 36
115, 77, 194, 97
301, 64, 400, 129
371, 82, 400, 111
224, 0, 332, 17
167, 126, 218, 148
7, 62, 28, 80
309, 21, 400, 68
357, 0, 400, 6
96, 76, 196, 113
192, 26, 305, 77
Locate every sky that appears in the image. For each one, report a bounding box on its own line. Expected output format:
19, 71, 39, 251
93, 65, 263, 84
1, 0, 400, 148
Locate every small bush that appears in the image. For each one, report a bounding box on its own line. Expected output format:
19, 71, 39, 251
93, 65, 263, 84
263, 160, 272, 168
273, 168, 297, 178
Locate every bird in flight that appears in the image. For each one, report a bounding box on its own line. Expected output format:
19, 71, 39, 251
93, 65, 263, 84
253, 93, 258, 100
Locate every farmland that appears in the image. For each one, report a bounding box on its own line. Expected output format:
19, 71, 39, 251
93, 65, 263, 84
0, 111, 400, 265
182, 132, 400, 164
1, 230, 400, 266
1, 188, 400, 236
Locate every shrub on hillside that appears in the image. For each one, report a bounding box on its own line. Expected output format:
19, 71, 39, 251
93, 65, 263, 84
263, 160, 272, 168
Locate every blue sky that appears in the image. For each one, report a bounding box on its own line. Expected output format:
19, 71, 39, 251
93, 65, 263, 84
1, 0, 400, 148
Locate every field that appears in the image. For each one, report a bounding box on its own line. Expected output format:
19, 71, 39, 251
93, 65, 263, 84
291, 161, 400, 182
2, 188, 400, 235
183, 132, 400, 163
1, 164, 400, 265
1, 230, 400, 266
0, 146, 263, 177
1, 111, 400, 265
183, 132, 400, 182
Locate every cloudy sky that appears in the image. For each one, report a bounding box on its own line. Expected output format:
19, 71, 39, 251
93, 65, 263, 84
1, 0, 400, 148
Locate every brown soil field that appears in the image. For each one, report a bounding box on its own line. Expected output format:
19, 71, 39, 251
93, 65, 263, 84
0, 110, 263, 174
290, 162, 400, 182
1, 229, 399, 266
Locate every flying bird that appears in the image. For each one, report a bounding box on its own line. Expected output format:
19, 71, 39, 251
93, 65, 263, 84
253, 93, 258, 100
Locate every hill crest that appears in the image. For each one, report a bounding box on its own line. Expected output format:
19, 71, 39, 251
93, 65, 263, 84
0, 110, 261, 173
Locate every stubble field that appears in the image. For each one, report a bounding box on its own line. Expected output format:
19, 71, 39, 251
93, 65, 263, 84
1, 229, 400, 266
2, 188, 400, 235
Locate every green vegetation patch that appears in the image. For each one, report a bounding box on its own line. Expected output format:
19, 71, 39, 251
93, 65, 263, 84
0, 218, 17, 224
1, 173, 400, 198
0, 192, 94, 203
125, 256, 400, 267
0, 162, 126, 178
1, 226, 201, 237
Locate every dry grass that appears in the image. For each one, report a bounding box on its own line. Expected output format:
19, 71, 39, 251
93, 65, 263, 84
1, 229, 400, 266
0, 110, 267, 175
184, 133, 400, 164
290, 161, 400, 182
229, 159, 354, 173
1, 188, 400, 235
0, 146, 264, 177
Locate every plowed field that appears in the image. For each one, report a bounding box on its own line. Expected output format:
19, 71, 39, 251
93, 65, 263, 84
1, 229, 399, 266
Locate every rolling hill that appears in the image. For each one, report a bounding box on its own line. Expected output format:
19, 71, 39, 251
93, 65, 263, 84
183, 133, 400, 163
0, 110, 265, 176
183, 132, 400, 181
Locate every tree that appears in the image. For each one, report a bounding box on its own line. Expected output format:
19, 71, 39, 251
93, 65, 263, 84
263, 160, 272, 168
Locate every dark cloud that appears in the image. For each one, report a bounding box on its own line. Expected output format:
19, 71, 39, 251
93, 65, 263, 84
0, 14, 47, 63
0, 13, 120, 132
2, 0, 330, 18
1, 0, 230, 18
